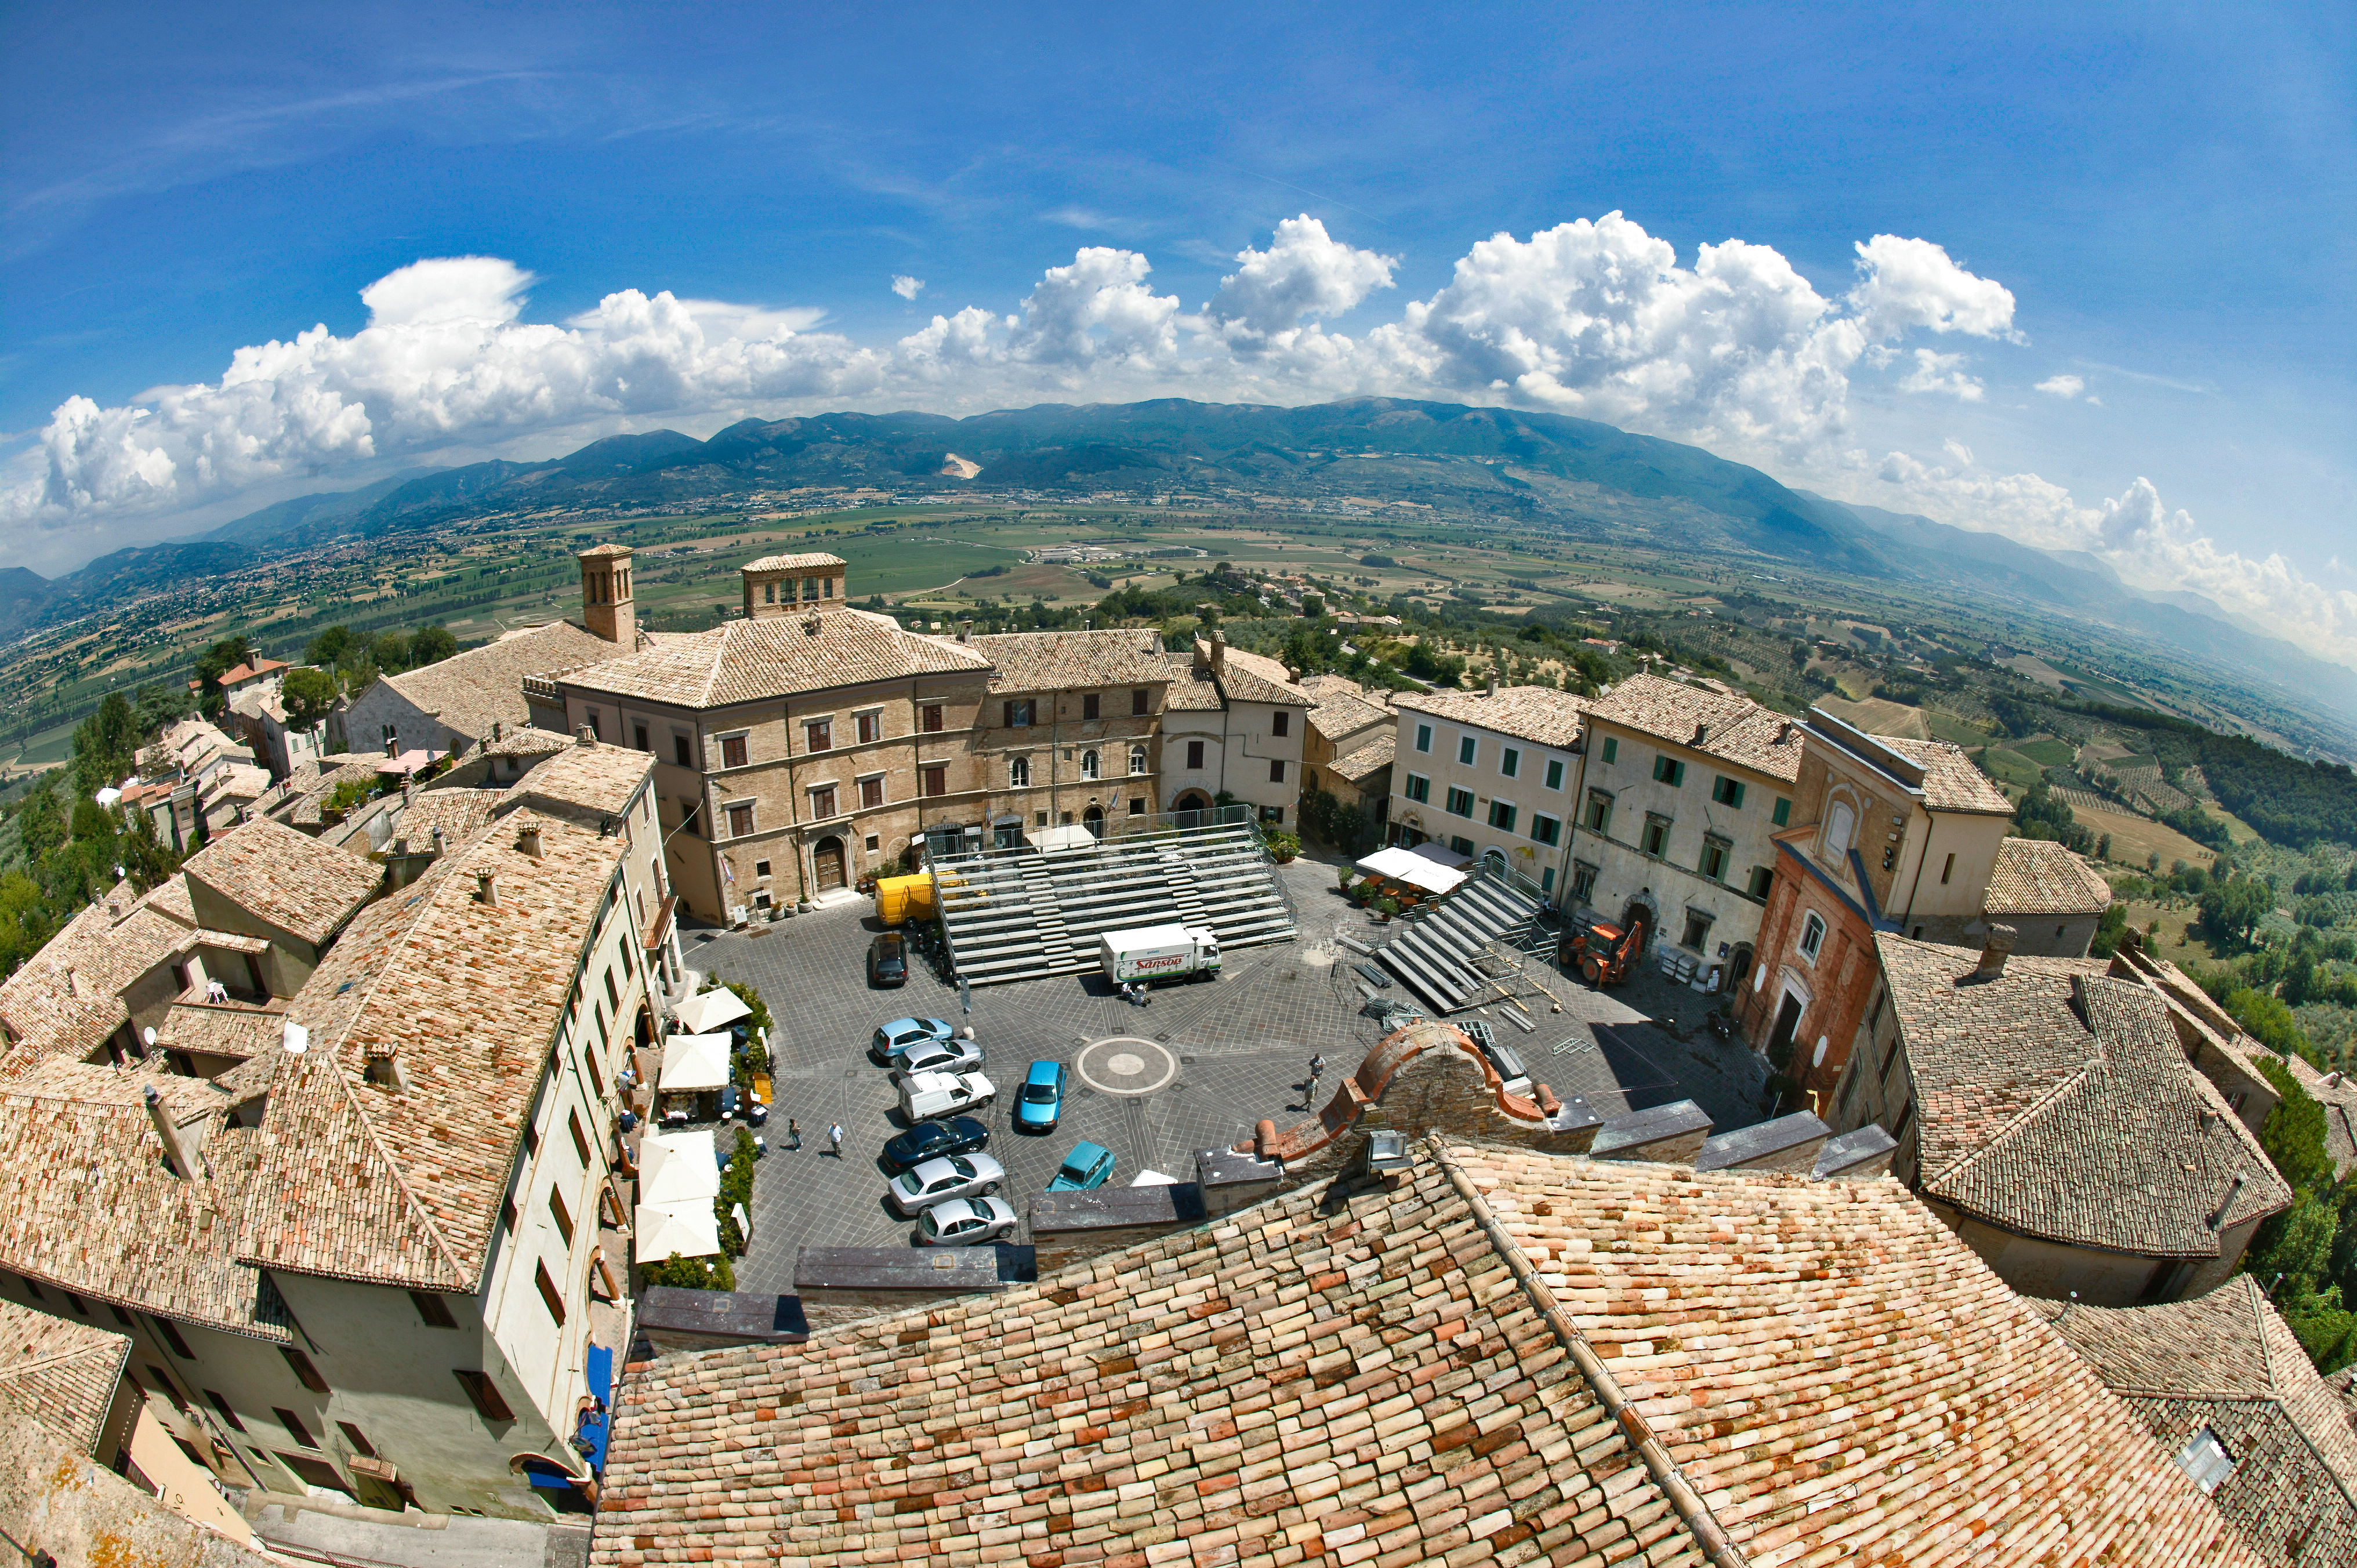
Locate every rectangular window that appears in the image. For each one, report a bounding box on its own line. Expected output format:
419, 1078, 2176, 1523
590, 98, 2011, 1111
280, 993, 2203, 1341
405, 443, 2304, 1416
453, 1370, 513, 1422
547, 1187, 573, 1246
568, 1110, 590, 1167
728, 801, 756, 837
1449, 835, 1475, 857
860, 775, 884, 809
1272, 711, 1289, 738
1129, 798, 1145, 815
1746, 865, 1774, 899
1415, 724, 1433, 754
1405, 774, 1430, 804
810, 785, 839, 819
1640, 814, 1671, 857
1457, 735, 1477, 766
1572, 862, 1598, 904
719, 734, 746, 769
920, 765, 947, 797
857, 712, 880, 745
603, 970, 619, 1011
1186, 740, 1205, 770
803, 720, 832, 753
673, 735, 694, 768
1800, 912, 1827, 960
1681, 909, 1714, 950
1530, 814, 1561, 847
337, 1421, 377, 1459
1544, 757, 1564, 790
1699, 836, 1731, 882
205, 1390, 245, 1432
1268, 760, 1285, 784
280, 1346, 328, 1393
534, 1260, 567, 1326
1772, 796, 1792, 827
1652, 756, 1686, 787
1488, 800, 1517, 833
1445, 786, 1475, 818
1005, 699, 1034, 728
1540, 865, 1555, 893
679, 797, 703, 837
585, 710, 602, 741
1940, 852, 1955, 885
1600, 736, 1618, 765
1584, 790, 1613, 834
1890, 1099, 1913, 1145
1711, 776, 1745, 808
633, 723, 650, 753
1083, 694, 1101, 721
410, 1291, 457, 1329
274, 1408, 317, 1449
921, 704, 943, 734
583, 1044, 604, 1099
502, 1197, 518, 1235
1500, 747, 1519, 779
1132, 689, 1149, 716
154, 1318, 195, 1360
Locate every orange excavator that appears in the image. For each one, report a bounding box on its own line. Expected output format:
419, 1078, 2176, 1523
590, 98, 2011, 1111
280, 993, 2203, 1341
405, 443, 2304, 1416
1562, 910, 1648, 988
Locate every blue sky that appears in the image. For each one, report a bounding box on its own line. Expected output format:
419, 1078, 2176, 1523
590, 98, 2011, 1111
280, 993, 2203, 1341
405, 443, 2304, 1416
3, 3, 2352, 661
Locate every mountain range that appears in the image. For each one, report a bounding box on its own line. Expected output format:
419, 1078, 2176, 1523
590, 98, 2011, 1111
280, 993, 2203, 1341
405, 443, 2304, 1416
7, 397, 2353, 732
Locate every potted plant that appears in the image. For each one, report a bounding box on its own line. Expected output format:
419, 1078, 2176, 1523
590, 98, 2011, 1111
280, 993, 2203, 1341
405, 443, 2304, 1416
1375, 895, 1401, 924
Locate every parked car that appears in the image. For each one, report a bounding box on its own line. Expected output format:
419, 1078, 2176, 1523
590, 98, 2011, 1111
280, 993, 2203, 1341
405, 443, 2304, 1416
887, 1152, 1007, 1215
872, 1017, 955, 1062
869, 932, 908, 988
1046, 1141, 1116, 1191
883, 1115, 991, 1174
889, 1037, 985, 1081
899, 1070, 994, 1122
916, 1196, 1018, 1246
1014, 1060, 1068, 1133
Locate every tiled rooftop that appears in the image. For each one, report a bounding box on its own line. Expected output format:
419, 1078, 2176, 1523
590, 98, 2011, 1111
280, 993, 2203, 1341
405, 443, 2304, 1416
1879, 934, 2291, 1255
2281, 1051, 2357, 1181
382, 620, 617, 742
0, 1298, 130, 1456
1306, 687, 1394, 745
1877, 734, 2016, 814
154, 1000, 284, 1061
0, 1061, 289, 1341
387, 787, 503, 852
562, 607, 989, 709
1985, 835, 2114, 916
180, 816, 382, 948
2034, 1276, 2357, 1565
742, 551, 847, 572
506, 739, 654, 821
594, 1139, 2255, 1567
1210, 641, 1314, 707
963, 629, 1172, 694
236, 810, 628, 1292
479, 724, 574, 758
0, 890, 196, 1079
578, 542, 636, 558
1325, 732, 1395, 784
1582, 673, 1800, 780
1397, 685, 1589, 750
1161, 651, 1224, 711
270, 757, 386, 827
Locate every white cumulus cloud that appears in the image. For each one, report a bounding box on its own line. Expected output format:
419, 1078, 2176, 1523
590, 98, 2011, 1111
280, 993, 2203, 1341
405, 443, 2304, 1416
2035, 373, 2086, 398
1897, 348, 1986, 401
1845, 234, 2021, 343
891, 275, 924, 301
1204, 216, 1396, 354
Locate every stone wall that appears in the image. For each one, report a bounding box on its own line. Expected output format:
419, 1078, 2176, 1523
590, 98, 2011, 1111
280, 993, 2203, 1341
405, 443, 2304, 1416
0, 1404, 272, 1568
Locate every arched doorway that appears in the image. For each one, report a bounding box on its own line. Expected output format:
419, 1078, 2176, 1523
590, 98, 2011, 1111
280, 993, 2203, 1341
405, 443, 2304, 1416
1617, 898, 1654, 959
1172, 789, 1212, 811
1082, 804, 1105, 839
812, 836, 847, 893
1481, 848, 1507, 878
1725, 941, 1755, 991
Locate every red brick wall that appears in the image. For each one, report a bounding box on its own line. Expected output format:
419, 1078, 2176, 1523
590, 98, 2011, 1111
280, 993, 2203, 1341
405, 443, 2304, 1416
1740, 849, 1884, 1113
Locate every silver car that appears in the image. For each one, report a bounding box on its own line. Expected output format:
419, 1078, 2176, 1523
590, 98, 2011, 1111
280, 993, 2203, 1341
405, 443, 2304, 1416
916, 1196, 1018, 1246
889, 1037, 985, 1081
886, 1152, 1007, 1215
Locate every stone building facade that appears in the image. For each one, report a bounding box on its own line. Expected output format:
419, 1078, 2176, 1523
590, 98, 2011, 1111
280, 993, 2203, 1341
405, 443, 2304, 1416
1387, 684, 1587, 898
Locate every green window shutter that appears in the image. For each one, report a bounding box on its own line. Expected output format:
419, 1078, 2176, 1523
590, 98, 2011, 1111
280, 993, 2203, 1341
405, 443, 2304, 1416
1772, 797, 1792, 827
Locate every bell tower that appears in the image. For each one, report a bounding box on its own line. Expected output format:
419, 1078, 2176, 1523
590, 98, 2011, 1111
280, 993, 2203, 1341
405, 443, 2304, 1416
578, 543, 636, 644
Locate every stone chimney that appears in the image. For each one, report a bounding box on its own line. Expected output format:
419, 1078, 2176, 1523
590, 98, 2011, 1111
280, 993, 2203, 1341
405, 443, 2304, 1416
1694, 721, 1710, 745
2210, 1171, 2247, 1230
430, 826, 445, 857
144, 1085, 194, 1179
476, 870, 499, 908
364, 1040, 411, 1093
1209, 630, 1227, 677
1486, 670, 1498, 698
958, 620, 972, 644
492, 720, 505, 742
385, 735, 400, 757
1973, 924, 2018, 981
578, 544, 636, 645
576, 723, 596, 747
517, 825, 543, 860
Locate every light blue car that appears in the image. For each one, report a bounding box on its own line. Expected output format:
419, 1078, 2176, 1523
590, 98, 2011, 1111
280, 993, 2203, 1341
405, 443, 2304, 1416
1016, 1061, 1067, 1133
1046, 1141, 1115, 1191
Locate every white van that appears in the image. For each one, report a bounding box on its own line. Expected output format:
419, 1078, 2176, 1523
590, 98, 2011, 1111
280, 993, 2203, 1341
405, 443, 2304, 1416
899, 1070, 995, 1121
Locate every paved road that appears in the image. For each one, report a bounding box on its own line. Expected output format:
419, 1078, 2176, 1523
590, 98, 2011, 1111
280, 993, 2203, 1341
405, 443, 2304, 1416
683, 852, 1767, 1290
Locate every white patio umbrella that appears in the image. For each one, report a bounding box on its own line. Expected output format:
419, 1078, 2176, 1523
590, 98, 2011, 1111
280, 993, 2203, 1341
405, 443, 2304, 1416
675, 988, 752, 1035
658, 1033, 732, 1094
632, 1201, 721, 1264
636, 1130, 720, 1205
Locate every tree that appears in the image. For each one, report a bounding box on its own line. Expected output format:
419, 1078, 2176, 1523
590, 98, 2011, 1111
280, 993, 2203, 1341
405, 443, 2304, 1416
407, 625, 458, 665
2199, 877, 2273, 949
371, 630, 412, 674
281, 667, 340, 729
305, 626, 355, 666
193, 636, 254, 715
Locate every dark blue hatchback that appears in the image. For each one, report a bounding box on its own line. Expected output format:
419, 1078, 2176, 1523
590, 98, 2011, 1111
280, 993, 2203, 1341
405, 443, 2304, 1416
882, 1115, 991, 1173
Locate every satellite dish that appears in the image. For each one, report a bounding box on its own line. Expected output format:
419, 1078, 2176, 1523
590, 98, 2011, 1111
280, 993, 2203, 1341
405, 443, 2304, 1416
143, 1026, 157, 1047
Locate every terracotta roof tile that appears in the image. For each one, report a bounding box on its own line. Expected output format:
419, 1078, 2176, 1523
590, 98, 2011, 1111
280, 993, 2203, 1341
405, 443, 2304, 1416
380, 620, 618, 742
0, 1062, 290, 1340
0, 1298, 130, 1455
562, 607, 988, 710
388, 787, 503, 851
576, 542, 635, 558
154, 1000, 284, 1062
479, 725, 574, 757
1880, 935, 2292, 1255
0, 893, 201, 1079
1306, 687, 1392, 745
742, 551, 846, 572
1206, 641, 1313, 706
1877, 734, 2016, 814
1161, 651, 1223, 710
1325, 732, 1395, 784
2282, 1052, 2357, 1182
1397, 685, 1590, 749
1985, 836, 2114, 916
1581, 673, 1800, 779
180, 817, 382, 948
963, 629, 1172, 694
2036, 1277, 2357, 1563
504, 741, 653, 822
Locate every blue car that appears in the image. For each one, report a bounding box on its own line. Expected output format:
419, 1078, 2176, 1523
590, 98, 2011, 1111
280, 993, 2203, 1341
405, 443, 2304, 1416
1015, 1061, 1067, 1133
872, 1017, 955, 1063
1046, 1141, 1116, 1191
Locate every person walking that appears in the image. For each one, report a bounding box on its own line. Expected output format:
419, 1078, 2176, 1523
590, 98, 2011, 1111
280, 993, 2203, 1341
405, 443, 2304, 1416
827, 1121, 845, 1159
1308, 1052, 1326, 1086
786, 1118, 802, 1152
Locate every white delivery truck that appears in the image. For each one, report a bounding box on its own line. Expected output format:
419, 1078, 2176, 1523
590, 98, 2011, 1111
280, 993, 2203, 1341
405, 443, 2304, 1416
1098, 923, 1222, 986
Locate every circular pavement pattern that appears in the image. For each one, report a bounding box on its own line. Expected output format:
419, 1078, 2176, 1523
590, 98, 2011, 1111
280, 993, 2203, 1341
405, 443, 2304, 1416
1076, 1036, 1177, 1096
